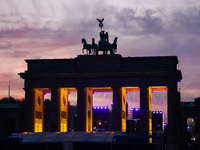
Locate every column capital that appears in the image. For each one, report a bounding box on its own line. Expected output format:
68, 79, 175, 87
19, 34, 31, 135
111, 86, 125, 93
111, 85, 122, 89
75, 86, 85, 90
24, 87, 35, 92
138, 84, 149, 89
49, 87, 59, 90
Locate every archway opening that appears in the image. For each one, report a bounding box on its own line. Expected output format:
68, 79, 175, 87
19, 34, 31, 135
68, 88, 77, 131
126, 87, 140, 132
43, 88, 51, 132
149, 86, 168, 143
93, 87, 112, 131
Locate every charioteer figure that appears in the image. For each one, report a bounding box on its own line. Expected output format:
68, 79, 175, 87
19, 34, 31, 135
82, 18, 118, 55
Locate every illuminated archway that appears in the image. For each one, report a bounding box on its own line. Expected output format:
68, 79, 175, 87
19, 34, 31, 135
148, 86, 168, 143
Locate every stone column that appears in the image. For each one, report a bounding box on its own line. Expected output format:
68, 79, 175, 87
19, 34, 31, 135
167, 84, 179, 150
85, 88, 93, 132
59, 88, 68, 132
139, 85, 151, 142
180, 116, 187, 150
23, 88, 34, 132
49, 88, 69, 132
112, 86, 126, 131
76, 87, 86, 131
121, 87, 126, 132
33, 88, 44, 132
50, 88, 60, 131
76, 87, 93, 132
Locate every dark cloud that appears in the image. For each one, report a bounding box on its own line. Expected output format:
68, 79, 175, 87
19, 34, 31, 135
172, 7, 200, 34
111, 6, 200, 36
113, 8, 163, 35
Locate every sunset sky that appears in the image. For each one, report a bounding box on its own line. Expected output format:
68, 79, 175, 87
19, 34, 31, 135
0, 0, 200, 104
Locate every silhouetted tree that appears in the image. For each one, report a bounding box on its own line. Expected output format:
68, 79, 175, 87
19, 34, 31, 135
0, 97, 24, 104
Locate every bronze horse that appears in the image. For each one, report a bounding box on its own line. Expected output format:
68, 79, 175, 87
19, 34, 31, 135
97, 37, 118, 55
91, 38, 98, 55
82, 38, 92, 55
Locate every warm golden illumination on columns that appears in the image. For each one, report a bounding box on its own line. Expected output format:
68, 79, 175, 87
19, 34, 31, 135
33, 88, 44, 132
85, 88, 93, 132
58, 88, 68, 132
148, 87, 153, 143
121, 87, 126, 132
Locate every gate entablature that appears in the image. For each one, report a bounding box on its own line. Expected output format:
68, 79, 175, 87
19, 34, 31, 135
20, 55, 182, 95
19, 54, 182, 148
20, 54, 181, 76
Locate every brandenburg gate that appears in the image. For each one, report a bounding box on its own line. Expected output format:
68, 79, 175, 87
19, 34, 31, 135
19, 19, 182, 149
19, 54, 182, 140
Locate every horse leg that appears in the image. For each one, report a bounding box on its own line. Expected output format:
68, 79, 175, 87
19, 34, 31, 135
93, 49, 95, 55
103, 49, 106, 55
106, 50, 108, 55
110, 49, 113, 55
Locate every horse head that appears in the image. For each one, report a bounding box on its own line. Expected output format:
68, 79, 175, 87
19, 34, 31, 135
82, 38, 86, 44
113, 37, 118, 44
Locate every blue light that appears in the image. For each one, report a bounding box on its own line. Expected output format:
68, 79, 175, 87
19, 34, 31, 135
135, 108, 139, 111
93, 106, 109, 110
130, 108, 134, 111
159, 111, 163, 114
